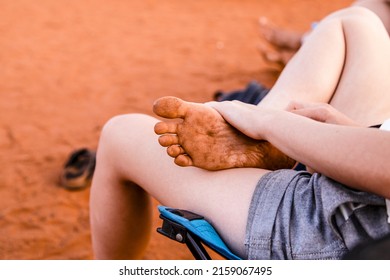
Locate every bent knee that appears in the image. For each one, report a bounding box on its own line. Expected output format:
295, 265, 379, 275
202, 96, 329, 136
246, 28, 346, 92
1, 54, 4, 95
99, 113, 158, 152
324, 6, 383, 24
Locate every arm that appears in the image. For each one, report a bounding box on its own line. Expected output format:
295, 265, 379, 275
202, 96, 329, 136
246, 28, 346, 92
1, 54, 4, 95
285, 100, 362, 127
210, 101, 390, 199
265, 112, 390, 199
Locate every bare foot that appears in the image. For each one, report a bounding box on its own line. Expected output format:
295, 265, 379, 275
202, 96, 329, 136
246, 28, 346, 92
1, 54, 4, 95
257, 43, 296, 66
259, 17, 303, 50
258, 17, 303, 66
153, 96, 296, 171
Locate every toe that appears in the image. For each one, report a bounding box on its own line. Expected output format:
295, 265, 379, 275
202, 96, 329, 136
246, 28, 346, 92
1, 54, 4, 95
158, 135, 179, 147
265, 51, 282, 63
153, 96, 188, 119
167, 145, 186, 157
154, 121, 178, 135
174, 154, 193, 167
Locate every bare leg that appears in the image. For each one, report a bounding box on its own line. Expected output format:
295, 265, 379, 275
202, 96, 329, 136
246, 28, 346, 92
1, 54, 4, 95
153, 7, 390, 171
153, 97, 295, 170
353, 0, 390, 33
90, 114, 269, 259
259, 17, 303, 50
258, 43, 297, 67
261, 7, 390, 126
90, 7, 390, 260
258, 17, 303, 66
327, 7, 390, 125
257, 1, 390, 67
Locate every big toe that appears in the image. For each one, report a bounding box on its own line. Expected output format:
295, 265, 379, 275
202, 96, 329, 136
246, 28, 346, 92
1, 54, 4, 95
153, 96, 188, 119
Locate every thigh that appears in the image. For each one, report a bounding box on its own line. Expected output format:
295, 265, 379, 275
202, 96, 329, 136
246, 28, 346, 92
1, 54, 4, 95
329, 7, 390, 126
353, 0, 390, 34
102, 113, 269, 257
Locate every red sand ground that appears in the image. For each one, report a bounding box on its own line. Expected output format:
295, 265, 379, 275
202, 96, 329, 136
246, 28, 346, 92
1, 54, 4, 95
0, 0, 352, 259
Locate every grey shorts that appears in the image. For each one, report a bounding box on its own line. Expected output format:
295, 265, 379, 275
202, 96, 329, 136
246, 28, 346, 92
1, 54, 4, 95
245, 170, 390, 260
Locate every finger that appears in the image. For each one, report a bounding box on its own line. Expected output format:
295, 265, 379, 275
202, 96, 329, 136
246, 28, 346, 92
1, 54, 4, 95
285, 100, 306, 111
292, 108, 327, 123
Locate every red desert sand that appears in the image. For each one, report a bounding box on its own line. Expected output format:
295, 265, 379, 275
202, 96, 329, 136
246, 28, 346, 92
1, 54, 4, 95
0, 0, 352, 259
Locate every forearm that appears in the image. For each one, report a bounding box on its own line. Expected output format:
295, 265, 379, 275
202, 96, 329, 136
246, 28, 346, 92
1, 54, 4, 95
210, 101, 390, 198
265, 111, 390, 198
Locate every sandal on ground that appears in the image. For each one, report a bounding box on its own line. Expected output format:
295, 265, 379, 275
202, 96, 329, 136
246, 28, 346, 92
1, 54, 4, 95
60, 148, 96, 190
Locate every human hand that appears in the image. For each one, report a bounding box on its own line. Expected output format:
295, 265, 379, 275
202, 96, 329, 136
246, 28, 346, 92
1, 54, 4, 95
286, 100, 361, 126
207, 100, 276, 141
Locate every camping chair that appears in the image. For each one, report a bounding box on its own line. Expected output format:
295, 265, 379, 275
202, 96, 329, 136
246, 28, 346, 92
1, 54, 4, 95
156, 166, 308, 260
157, 205, 241, 260
158, 205, 390, 260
